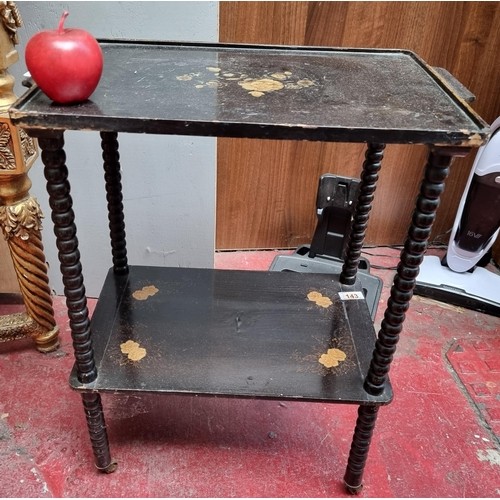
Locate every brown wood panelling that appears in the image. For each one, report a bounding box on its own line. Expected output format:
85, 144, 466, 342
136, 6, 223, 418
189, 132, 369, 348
217, 1, 500, 253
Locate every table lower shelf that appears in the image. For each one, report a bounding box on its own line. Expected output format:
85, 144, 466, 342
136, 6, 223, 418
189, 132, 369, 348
70, 266, 392, 405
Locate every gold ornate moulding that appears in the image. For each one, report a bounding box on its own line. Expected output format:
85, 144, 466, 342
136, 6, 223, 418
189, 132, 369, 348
0, 1, 59, 352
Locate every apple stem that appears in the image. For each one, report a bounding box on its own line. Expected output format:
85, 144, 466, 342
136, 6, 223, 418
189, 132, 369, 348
58, 11, 69, 34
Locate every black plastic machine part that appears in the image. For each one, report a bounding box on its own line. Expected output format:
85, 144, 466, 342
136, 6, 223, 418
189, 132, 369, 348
309, 174, 361, 260
270, 174, 383, 319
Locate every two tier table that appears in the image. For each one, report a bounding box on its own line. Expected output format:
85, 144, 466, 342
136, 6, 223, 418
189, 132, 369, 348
10, 40, 489, 493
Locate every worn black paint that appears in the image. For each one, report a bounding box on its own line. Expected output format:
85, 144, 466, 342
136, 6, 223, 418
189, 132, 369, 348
71, 265, 391, 405
11, 41, 488, 145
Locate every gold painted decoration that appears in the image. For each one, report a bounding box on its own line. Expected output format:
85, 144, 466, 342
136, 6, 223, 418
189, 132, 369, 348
0, 196, 43, 240
132, 284, 159, 301
120, 340, 147, 362
176, 67, 316, 97
19, 128, 37, 165
239, 78, 284, 97
307, 290, 333, 308
0, 119, 38, 173
318, 348, 347, 368
0, 1, 22, 46
0, 123, 16, 170
0, 121, 14, 169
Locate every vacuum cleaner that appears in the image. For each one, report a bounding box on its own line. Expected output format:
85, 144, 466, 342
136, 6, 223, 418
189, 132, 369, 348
269, 174, 383, 320
415, 116, 500, 316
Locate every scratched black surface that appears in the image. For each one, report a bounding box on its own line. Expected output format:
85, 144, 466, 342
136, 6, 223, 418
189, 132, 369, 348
70, 266, 392, 405
11, 41, 488, 144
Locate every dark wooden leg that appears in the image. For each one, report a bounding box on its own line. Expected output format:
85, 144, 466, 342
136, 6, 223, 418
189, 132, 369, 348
82, 392, 117, 473
336, 143, 384, 493
101, 132, 128, 275
363, 147, 470, 396
340, 143, 385, 285
344, 405, 379, 494
342, 147, 470, 494
37, 130, 116, 473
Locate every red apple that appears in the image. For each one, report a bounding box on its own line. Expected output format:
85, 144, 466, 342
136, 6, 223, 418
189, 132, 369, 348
25, 11, 103, 104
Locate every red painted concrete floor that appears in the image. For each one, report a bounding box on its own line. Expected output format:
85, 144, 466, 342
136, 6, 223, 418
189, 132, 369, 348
1, 248, 499, 497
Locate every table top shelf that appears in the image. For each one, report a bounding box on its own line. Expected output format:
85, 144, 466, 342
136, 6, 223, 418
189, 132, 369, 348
11, 40, 489, 146
71, 266, 392, 405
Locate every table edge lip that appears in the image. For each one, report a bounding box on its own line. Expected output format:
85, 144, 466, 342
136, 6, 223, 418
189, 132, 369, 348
9, 112, 490, 148
67, 374, 394, 406
96, 38, 426, 56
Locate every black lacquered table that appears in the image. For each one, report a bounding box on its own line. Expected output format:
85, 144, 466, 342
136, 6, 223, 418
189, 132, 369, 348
10, 40, 489, 493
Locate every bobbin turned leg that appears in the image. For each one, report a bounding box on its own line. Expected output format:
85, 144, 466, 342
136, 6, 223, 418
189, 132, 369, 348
340, 143, 385, 285
343, 405, 379, 494
36, 130, 116, 473
343, 146, 471, 493
100, 131, 128, 275
338, 143, 385, 493
363, 147, 470, 396
82, 392, 117, 473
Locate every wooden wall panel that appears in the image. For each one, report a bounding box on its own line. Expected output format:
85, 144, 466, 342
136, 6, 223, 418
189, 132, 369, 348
217, 2, 500, 254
